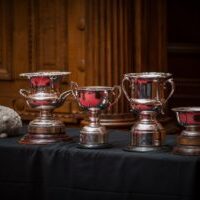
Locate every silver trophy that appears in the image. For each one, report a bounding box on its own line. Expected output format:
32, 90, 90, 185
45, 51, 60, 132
71, 82, 121, 148
122, 72, 175, 152
172, 107, 200, 155
19, 71, 72, 144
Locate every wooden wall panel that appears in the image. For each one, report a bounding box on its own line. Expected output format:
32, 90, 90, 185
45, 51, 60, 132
167, 1, 200, 108
67, 0, 85, 114
0, 0, 168, 125
0, 0, 13, 80
134, 0, 167, 72
85, 0, 134, 114
29, 0, 68, 71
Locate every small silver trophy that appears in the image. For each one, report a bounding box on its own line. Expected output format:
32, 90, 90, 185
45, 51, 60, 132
122, 72, 175, 152
71, 82, 121, 149
172, 107, 200, 155
19, 71, 72, 144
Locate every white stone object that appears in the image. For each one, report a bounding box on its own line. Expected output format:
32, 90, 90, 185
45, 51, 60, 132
0, 105, 22, 137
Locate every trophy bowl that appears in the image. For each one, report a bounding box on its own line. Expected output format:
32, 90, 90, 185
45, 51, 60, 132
122, 72, 175, 152
71, 82, 121, 149
19, 71, 72, 144
172, 107, 200, 155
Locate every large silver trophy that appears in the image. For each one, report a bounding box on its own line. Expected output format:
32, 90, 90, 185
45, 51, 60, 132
122, 72, 175, 152
71, 82, 121, 149
172, 107, 200, 155
19, 71, 72, 144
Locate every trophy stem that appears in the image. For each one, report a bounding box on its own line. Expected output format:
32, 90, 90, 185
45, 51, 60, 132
139, 111, 156, 123
39, 109, 53, 120
88, 109, 100, 127
124, 111, 166, 152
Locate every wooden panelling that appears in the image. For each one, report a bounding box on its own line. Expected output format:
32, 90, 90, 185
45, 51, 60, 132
134, 0, 167, 72
0, 0, 13, 80
167, 1, 200, 108
173, 78, 200, 105
85, 0, 134, 114
0, 0, 168, 125
29, 0, 68, 71
67, 0, 85, 114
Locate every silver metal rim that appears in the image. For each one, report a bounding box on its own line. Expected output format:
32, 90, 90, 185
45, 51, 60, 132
123, 72, 172, 79
77, 86, 113, 91
20, 71, 71, 77
172, 107, 200, 112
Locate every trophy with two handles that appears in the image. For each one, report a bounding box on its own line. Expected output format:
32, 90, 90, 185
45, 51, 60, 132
122, 72, 175, 152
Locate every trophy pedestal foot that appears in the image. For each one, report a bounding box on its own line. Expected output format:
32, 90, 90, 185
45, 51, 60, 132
19, 133, 72, 145
124, 145, 170, 152
173, 145, 200, 156
124, 146, 161, 152
19, 118, 72, 144
78, 143, 112, 149
173, 129, 200, 155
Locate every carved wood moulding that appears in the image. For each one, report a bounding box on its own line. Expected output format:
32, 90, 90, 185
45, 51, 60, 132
168, 43, 200, 54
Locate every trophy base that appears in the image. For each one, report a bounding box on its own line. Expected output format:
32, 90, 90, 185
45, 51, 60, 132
19, 133, 72, 145
19, 118, 72, 144
123, 145, 169, 152
79, 125, 110, 149
173, 145, 200, 156
173, 130, 200, 155
78, 143, 112, 149
127, 111, 166, 152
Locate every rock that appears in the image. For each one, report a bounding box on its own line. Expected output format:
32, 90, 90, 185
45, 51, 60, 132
0, 105, 22, 137
0, 133, 8, 138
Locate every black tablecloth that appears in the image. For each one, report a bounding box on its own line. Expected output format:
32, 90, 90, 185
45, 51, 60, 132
0, 127, 199, 200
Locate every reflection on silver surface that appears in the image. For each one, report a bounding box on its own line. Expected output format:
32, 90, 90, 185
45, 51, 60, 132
172, 107, 200, 155
71, 82, 121, 149
19, 71, 72, 144
122, 72, 175, 152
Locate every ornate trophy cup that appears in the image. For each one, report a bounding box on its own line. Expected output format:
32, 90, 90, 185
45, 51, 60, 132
122, 72, 175, 152
71, 82, 121, 149
19, 71, 72, 144
172, 107, 200, 155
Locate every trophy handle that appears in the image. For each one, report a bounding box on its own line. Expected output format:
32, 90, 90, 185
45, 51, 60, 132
70, 81, 79, 100
122, 76, 132, 102
164, 78, 175, 104
109, 85, 122, 108
58, 90, 72, 103
19, 89, 29, 98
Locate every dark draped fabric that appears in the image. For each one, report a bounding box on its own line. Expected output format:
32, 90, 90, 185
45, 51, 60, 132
0, 127, 199, 200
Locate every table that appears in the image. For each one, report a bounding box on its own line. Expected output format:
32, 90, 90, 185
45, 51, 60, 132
0, 127, 199, 200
